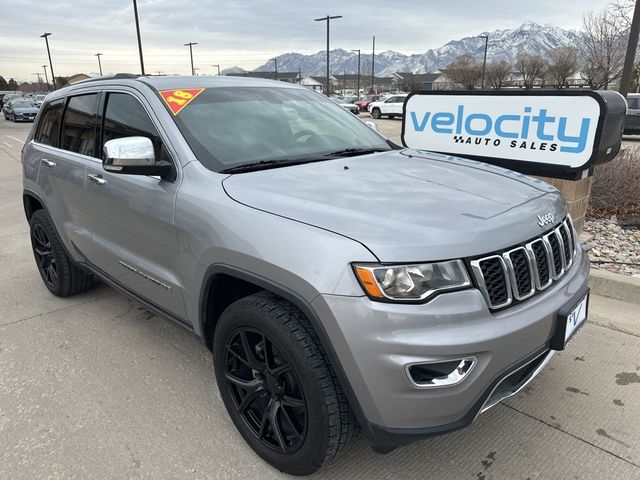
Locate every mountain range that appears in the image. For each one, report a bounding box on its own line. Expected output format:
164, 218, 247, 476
223, 22, 582, 77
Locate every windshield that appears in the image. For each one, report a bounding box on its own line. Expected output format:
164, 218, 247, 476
12, 101, 32, 108
169, 86, 390, 172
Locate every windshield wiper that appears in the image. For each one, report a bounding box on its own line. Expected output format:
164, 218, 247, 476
323, 147, 389, 158
220, 159, 286, 174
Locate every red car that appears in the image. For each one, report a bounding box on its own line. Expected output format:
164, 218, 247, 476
355, 95, 380, 111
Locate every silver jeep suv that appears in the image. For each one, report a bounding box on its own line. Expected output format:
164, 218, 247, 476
22, 75, 589, 476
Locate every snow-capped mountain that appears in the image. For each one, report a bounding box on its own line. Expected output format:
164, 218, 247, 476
245, 22, 581, 76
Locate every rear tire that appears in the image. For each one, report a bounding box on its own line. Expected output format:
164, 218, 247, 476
29, 209, 94, 297
213, 291, 358, 475
371, 108, 381, 119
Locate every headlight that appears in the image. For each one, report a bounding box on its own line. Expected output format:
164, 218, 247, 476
353, 260, 471, 302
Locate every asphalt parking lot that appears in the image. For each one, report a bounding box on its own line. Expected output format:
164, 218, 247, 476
1, 118, 639, 480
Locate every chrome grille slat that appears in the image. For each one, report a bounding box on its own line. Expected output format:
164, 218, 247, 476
472, 216, 578, 310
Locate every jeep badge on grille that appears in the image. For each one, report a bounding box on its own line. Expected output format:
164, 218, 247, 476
537, 213, 554, 227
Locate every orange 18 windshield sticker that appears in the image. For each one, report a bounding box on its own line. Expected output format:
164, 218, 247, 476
159, 88, 205, 115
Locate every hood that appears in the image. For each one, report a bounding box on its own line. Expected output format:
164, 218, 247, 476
14, 107, 38, 114
223, 150, 566, 262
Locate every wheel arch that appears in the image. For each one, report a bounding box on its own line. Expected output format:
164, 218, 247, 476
198, 264, 371, 439
23, 191, 44, 220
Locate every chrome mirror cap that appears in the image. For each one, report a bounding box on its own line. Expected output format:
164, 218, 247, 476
103, 136, 155, 170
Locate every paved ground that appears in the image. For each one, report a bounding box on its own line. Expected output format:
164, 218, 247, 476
1, 119, 639, 480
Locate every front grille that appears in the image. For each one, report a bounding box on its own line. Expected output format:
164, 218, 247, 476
471, 217, 577, 310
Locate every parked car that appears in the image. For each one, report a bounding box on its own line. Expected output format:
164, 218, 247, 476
354, 94, 380, 112
330, 96, 359, 115
2, 93, 22, 107
4, 99, 39, 122
23, 75, 588, 476
623, 93, 640, 134
32, 94, 47, 107
368, 94, 408, 119
340, 95, 359, 104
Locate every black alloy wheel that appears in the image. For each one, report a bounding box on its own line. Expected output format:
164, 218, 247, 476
31, 222, 58, 288
223, 327, 307, 454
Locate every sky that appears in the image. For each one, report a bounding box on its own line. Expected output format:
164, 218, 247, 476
0, 0, 614, 83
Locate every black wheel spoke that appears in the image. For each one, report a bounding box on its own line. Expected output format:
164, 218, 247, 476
224, 373, 263, 391
268, 400, 287, 453
281, 395, 305, 408
237, 389, 263, 413
239, 330, 262, 370
280, 404, 303, 441
270, 363, 291, 377
227, 347, 254, 370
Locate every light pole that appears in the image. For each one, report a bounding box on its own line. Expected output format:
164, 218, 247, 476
132, 0, 145, 74
351, 49, 361, 96
193, 67, 201, 76
95, 53, 103, 76
32, 73, 43, 91
270, 58, 278, 80
314, 15, 342, 95
479, 34, 488, 89
40, 33, 55, 90
211, 64, 220, 76
620, 0, 640, 96
184, 42, 198, 75
42, 65, 49, 91
371, 35, 375, 94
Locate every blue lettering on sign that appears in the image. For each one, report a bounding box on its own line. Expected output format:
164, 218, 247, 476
409, 104, 592, 154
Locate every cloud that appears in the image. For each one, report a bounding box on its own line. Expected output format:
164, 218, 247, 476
0, 0, 611, 81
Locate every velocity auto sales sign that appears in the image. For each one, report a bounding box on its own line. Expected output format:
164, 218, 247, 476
401, 90, 625, 180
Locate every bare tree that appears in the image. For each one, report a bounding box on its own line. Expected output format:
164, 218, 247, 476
514, 53, 547, 89
442, 54, 483, 89
403, 73, 420, 91
581, 9, 626, 89
609, 0, 634, 30
546, 47, 580, 88
485, 60, 512, 89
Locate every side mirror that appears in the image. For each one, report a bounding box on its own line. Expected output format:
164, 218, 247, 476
103, 136, 173, 179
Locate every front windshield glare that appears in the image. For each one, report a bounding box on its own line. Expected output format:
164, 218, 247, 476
170, 87, 390, 172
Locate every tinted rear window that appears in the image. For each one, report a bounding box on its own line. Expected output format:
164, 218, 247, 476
35, 99, 64, 148
61, 93, 99, 157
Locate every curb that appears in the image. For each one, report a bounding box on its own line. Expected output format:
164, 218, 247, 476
588, 269, 640, 305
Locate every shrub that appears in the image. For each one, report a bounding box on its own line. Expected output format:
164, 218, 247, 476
590, 146, 640, 214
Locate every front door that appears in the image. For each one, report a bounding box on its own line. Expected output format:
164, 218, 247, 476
83, 90, 187, 321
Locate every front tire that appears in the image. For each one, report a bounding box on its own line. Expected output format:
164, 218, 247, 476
29, 209, 94, 297
213, 292, 358, 475
371, 108, 381, 119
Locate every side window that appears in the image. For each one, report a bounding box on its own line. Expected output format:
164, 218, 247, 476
102, 92, 167, 161
61, 94, 99, 157
34, 99, 64, 148
627, 97, 639, 110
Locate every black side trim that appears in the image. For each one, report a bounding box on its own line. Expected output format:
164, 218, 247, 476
365, 344, 550, 452
198, 264, 372, 442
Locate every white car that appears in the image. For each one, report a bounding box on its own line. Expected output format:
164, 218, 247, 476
368, 93, 408, 119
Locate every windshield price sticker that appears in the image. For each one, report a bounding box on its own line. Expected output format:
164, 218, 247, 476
159, 88, 205, 115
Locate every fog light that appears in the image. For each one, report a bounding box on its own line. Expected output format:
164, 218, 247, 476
406, 357, 476, 388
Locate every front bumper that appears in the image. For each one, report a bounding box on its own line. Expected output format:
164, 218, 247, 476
312, 248, 589, 449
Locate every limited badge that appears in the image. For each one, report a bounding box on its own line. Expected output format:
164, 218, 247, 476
159, 88, 204, 115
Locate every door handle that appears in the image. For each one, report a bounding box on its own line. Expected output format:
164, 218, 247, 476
41, 158, 56, 168
87, 173, 107, 186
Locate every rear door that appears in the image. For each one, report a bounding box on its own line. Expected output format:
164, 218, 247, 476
31, 94, 98, 258
83, 89, 187, 320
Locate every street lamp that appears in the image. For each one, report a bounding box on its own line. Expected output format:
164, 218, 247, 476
95, 53, 103, 76
31, 73, 43, 91
132, 0, 145, 74
479, 34, 489, 89
314, 15, 342, 95
40, 33, 55, 90
371, 35, 376, 94
42, 65, 50, 91
211, 64, 221, 76
351, 49, 361, 96
184, 42, 198, 75
270, 58, 278, 80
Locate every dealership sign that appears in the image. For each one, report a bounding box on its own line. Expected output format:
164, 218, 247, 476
401, 91, 626, 180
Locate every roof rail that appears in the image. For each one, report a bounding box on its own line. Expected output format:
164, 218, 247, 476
72, 73, 141, 85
